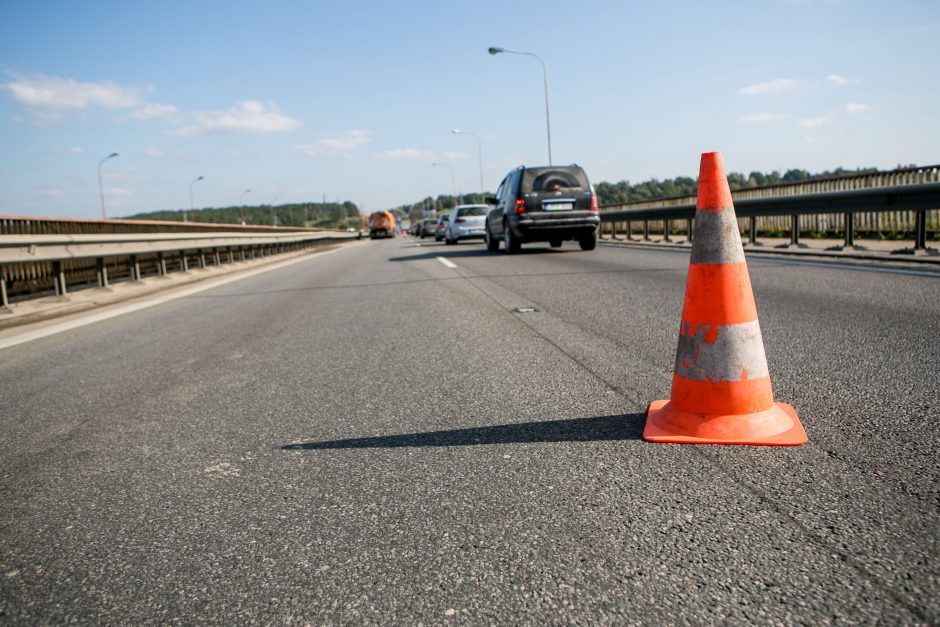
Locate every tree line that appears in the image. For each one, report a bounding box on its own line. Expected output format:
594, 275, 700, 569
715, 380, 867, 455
390, 166, 885, 219
125, 202, 361, 229
593, 166, 880, 206
124, 165, 893, 228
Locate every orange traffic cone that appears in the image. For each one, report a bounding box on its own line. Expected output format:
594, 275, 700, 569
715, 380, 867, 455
643, 152, 808, 446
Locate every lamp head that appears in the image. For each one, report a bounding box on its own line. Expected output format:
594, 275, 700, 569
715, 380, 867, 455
488, 47, 503, 55
108, 152, 119, 159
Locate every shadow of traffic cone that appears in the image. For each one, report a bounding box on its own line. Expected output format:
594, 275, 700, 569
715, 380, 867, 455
644, 152, 807, 446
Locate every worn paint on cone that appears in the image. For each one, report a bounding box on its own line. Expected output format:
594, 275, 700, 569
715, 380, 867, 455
643, 152, 808, 446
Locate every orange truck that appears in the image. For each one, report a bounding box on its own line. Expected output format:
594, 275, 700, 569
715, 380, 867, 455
368, 211, 396, 239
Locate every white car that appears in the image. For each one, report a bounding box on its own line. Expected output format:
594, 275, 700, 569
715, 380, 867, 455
444, 204, 489, 245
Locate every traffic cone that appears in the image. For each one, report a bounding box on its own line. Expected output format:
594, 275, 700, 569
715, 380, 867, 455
643, 152, 808, 446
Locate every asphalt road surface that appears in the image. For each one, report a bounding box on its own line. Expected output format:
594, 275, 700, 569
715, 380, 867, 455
1, 238, 938, 624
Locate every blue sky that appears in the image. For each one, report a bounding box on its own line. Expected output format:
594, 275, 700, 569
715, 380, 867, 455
1, 0, 938, 218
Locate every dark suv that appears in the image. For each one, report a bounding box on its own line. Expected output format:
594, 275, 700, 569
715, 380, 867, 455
484, 165, 599, 253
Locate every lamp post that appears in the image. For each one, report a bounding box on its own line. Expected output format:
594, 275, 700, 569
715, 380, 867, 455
187, 175, 204, 222
488, 46, 552, 165
98, 152, 119, 219
432, 162, 457, 201
451, 129, 485, 197
239, 189, 251, 224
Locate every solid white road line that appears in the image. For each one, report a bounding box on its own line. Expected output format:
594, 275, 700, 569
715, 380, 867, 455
436, 256, 458, 269
0, 245, 349, 351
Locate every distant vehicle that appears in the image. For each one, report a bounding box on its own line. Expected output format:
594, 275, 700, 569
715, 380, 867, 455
368, 211, 396, 239
434, 214, 450, 242
444, 204, 488, 245
417, 218, 437, 238
485, 165, 599, 253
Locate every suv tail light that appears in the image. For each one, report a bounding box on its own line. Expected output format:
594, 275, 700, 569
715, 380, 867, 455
455, 217, 466, 223
589, 194, 599, 212
514, 198, 527, 214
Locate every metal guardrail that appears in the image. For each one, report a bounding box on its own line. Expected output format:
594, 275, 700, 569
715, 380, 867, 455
0, 227, 358, 309
599, 180, 940, 253
0, 215, 308, 236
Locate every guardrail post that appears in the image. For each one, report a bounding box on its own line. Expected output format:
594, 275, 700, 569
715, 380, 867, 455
610, 221, 616, 240
1, 268, 9, 310
198, 250, 207, 269
180, 250, 189, 272
214, 249, 222, 266
643, 220, 650, 241
157, 252, 167, 276
227, 248, 234, 264
914, 210, 927, 250
663, 220, 671, 242
53, 261, 67, 296
129, 255, 140, 281
96, 257, 109, 288
748, 217, 760, 246
240, 247, 246, 262
686, 218, 693, 243
626, 220, 633, 241
790, 215, 800, 247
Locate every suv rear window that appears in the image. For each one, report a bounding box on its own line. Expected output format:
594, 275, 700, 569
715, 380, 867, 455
521, 167, 589, 193
457, 206, 487, 216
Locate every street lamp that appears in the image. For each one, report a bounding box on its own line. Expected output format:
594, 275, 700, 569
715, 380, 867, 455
488, 46, 552, 165
451, 129, 485, 196
432, 162, 457, 199
187, 175, 204, 222
97, 152, 119, 219
239, 189, 251, 224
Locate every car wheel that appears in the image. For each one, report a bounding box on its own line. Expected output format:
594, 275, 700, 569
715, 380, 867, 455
485, 224, 500, 252
579, 232, 597, 251
550, 239, 562, 248
503, 223, 521, 254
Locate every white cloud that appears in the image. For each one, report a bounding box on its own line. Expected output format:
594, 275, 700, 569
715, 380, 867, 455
174, 100, 301, 137
845, 103, 870, 113
797, 117, 830, 128
144, 145, 165, 157
380, 148, 435, 160
296, 129, 372, 156
740, 113, 788, 124
828, 74, 849, 86
739, 79, 801, 95
134, 102, 177, 120
2, 73, 144, 110
440, 151, 466, 161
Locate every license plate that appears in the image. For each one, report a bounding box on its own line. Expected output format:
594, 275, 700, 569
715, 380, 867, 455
543, 202, 573, 211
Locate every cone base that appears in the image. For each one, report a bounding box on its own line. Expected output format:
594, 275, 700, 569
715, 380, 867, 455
643, 399, 808, 446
